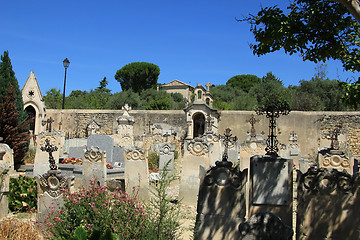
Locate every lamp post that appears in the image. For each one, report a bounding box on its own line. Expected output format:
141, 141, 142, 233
62, 58, 70, 109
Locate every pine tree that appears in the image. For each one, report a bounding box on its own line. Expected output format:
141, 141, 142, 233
0, 85, 30, 165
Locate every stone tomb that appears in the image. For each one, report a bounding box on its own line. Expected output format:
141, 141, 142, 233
195, 161, 248, 240
0, 143, 13, 218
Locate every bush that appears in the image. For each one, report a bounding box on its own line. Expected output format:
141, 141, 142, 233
0, 218, 42, 240
41, 180, 150, 239
8, 175, 37, 212
148, 151, 159, 171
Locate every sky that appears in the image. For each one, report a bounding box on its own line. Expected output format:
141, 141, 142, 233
1, 0, 357, 96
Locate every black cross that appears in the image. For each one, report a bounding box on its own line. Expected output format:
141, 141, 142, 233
220, 128, 237, 161
42, 117, 55, 132
40, 138, 58, 170
247, 114, 260, 139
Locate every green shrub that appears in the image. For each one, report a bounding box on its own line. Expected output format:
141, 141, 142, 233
8, 175, 37, 212
41, 180, 150, 239
148, 151, 159, 171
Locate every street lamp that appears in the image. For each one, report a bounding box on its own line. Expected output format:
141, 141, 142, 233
62, 58, 70, 109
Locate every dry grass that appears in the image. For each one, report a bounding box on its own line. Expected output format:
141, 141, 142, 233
0, 217, 43, 240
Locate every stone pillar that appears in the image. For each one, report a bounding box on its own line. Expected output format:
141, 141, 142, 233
195, 161, 248, 240
124, 148, 149, 200
82, 147, 107, 187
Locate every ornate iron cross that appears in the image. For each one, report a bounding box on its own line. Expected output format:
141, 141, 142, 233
330, 127, 341, 150
247, 114, 260, 139
40, 138, 58, 170
42, 117, 54, 132
256, 97, 290, 156
220, 128, 237, 161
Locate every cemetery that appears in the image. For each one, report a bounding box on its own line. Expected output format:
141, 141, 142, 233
0, 71, 359, 239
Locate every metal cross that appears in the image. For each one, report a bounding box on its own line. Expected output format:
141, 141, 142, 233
247, 114, 260, 139
220, 128, 237, 161
330, 127, 341, 150
42, 117, 55, 132
40, 138, 58, 170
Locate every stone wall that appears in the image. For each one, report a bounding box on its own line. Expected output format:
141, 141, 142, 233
46, 110, 360, 159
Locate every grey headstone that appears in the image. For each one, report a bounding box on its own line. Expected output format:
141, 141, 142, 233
159, 143, 175, 171
251, 155, 290, 205
68, 146, 86, 160
87, 134, 114, 163
113, 147, 125, 166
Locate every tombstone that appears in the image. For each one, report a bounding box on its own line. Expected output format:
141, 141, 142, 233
63, 138, 87, 155
124, 148, 149, 200
36, 139, 74, 222
0, 143, 13, 218
82, 147, 107, 187
115, 104, 135, 147
86, 117, 101, 137
159, 143, 175, 171
33, 131, 62, 177
297, 168, 360, 239
87, 134, 115, 164
179, 138, 210, 205
317, 127, 353, 174
68, 146, 87, 159
280, 131, 301, 166
203, 132, 221, 166
249, 155, 293, 225
195, 161, 248, 240
238, 212, 293, 240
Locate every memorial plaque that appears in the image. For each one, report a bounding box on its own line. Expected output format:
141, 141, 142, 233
252, 156, 289, 205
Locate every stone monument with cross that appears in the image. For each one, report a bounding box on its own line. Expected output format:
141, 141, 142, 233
33, 118, 63, 176
248, 96, 294, 227
36, 138, 74, 222
114, 104, 135, 148
318, 126, 354, 174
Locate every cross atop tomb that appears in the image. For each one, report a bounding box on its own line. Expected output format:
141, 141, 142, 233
330, 126, 341, 150
122, 103, 131, 116
220, 128, 237, 161
247, 114, 260, 138
40, 138, 58, 170
205, 82, 211, 92
42, 117, 54, 132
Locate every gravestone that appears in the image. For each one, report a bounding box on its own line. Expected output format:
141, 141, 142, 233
195, 161, 248, 240
297, 168, 360, 239
87, 134, 115, 164
124, 148, 149, 200
68, 146, 86, 159
159, 143, 175, 171
34, 131, 62, 176
249, 155, 293, 226
0, 143, 13, 218
36, 139, 74, 222
180, 138, 210, 205
82, 147, 107, 187
63, 138, 87, 155
238, 212, 293, 240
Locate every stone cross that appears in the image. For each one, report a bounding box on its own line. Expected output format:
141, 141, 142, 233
205, 82, 211, 92
42, 117, 54, 132
40, 138, 58, 170
122, 104, 131, 116
220, 128, 237, 161
247, 114, 260, 139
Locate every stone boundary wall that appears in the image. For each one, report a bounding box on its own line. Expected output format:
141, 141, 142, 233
46, 109, 360, 158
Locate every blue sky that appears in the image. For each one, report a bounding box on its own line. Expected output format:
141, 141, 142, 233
1, 0, 357, 96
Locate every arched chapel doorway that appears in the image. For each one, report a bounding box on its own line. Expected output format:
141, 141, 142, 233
25, 105, 36, 133
193, 112, 205, 138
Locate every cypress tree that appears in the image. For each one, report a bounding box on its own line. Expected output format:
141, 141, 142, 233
0, 51, 29, 166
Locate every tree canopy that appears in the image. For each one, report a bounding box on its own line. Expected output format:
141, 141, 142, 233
114, 62, 160, 93
240, 0, 360, 108
226, 74, 261, 92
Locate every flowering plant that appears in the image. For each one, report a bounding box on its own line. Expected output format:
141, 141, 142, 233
61, 157, 83, 165
106, 163, 113, 169
41, 180, 149, 239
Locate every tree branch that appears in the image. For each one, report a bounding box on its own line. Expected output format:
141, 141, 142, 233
329, 0, 360, 23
